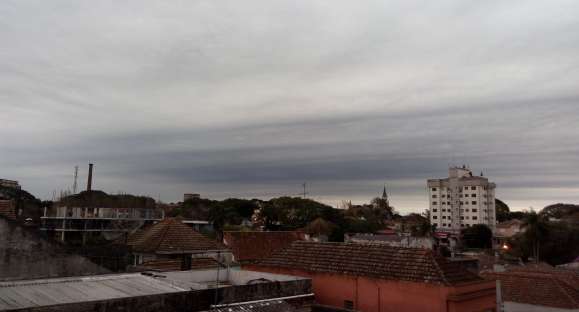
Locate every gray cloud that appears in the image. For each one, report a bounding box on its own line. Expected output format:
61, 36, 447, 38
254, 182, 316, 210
1, 0, 579, 212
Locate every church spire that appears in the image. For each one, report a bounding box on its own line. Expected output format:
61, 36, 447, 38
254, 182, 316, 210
382, 184, 389, 207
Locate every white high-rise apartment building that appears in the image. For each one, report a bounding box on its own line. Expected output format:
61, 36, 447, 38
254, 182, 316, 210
427, 166, 496, 233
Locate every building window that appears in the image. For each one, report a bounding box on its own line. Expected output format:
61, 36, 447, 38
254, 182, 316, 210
471, 194, 476, 197
432, 201, 437, 205
471, 186, 476, 190
442, 216, 446, 219
472, 201, 477, 205
473, 216, 478, 220
447, 201, 451, 205
442, 223, 447, 227
344, 300, 354, 310
433, 216, 438, 219
460, 216, 464, 220
442, 202, 446, 205
464, 186, 468, 190
472, 209, 477, 212
433, 209, 437, 212
460, 201, 463, 205
441, 194, 446, 198
432, 195, 437, 198
432, 188, 437, 191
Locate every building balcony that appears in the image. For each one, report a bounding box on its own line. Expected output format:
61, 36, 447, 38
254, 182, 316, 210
42, 206, 164, 221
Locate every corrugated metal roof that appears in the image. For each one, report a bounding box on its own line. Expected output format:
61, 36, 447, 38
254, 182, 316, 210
0, 273, 187, 311
207, 300, 297, 312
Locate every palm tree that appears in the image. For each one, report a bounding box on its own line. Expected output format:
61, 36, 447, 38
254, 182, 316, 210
521, 210, 549, 263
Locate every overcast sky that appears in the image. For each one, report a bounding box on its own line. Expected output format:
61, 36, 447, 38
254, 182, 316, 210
1, 1, 579, 213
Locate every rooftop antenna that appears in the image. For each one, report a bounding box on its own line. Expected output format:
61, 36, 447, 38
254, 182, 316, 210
73, 166, 78, 194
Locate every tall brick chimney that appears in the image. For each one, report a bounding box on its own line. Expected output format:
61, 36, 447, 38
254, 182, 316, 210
87, 163, 93, 192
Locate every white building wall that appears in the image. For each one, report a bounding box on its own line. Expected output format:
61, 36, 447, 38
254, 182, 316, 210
427, 167, 496, 233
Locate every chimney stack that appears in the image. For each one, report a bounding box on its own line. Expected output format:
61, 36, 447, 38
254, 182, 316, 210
87, 163, 93, 192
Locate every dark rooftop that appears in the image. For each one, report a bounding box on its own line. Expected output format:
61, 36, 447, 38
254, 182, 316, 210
223, 231, 304, 263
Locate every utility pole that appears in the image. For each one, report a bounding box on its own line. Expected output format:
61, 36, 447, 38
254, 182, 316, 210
302, 182, 309, 199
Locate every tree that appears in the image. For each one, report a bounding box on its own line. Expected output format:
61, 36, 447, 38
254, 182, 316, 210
495, 199, 511, 222
370, 197, 394, 222
540, 203, 579, 220
521, 211, 550, 263
461, 224, 492, 249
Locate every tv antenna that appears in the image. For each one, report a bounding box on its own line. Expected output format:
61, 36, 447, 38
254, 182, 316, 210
301, 182, 309, 199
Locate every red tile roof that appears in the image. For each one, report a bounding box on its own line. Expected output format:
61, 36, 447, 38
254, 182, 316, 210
223, 231, 304, 263
483, 269, 579, 309
255, 241, 482, 286
127, 218, 227, 254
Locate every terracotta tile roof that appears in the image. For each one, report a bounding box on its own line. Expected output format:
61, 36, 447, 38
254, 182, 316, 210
483, 269, 579, 309
255, 241, 482, 286
223, 231, 304, 263
127, 218, 227, 254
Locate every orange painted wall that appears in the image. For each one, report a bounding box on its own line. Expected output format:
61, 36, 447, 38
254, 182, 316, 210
245, 265, 496, 312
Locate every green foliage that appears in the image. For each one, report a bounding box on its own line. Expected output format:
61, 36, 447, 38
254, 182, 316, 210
344, 218, 379, 234
509, 212, 579, 265
540, 203, 579, 220
259, 196, 336, 230
495, 199, 511, 222
461, 224, 492, 249
509, 211, 550, 262
59, 191, 156, 209
344, 197, 395, 232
